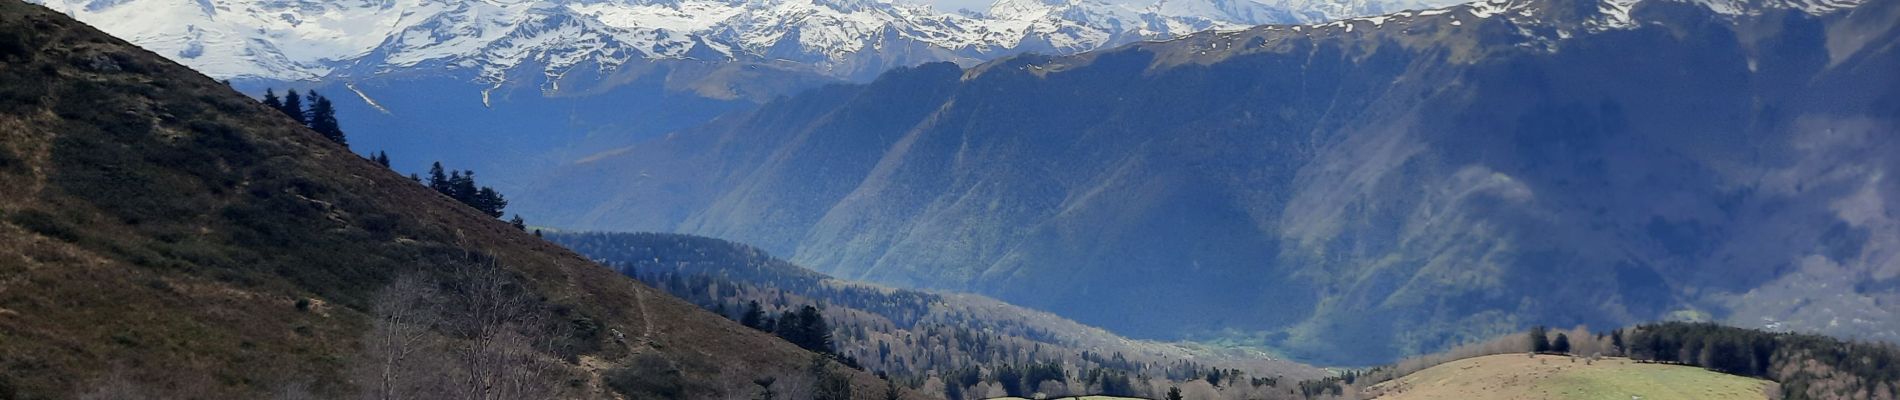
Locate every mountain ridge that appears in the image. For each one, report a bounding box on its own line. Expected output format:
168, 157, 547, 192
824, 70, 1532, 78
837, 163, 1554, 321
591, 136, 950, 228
521, 0, 1900, 365
29, 0, 1456, 84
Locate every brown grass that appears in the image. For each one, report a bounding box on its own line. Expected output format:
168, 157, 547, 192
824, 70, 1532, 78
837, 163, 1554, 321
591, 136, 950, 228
0, 0, 914, 398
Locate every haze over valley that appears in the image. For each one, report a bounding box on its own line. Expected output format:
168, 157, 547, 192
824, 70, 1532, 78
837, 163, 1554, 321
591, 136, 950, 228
1, 0, 1897, 397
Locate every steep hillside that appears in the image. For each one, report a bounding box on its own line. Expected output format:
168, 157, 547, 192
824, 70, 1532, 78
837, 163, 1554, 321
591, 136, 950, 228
550, 232, 1329, 399
0, 1, 911, 397
522, 0, 1900, 365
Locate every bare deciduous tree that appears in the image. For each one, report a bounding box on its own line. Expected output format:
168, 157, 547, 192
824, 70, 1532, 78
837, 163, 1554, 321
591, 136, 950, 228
76, 368, 147, 400
355, 263, 571, 400
445, 263, 566, 400
358, 274, 444, 400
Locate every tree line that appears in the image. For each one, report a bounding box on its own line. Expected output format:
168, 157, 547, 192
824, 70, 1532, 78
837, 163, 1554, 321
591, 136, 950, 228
549, 232, 1341, 400
254, 89, 520, 226
1621, 321, 1900, 400
261, 88, 345, 146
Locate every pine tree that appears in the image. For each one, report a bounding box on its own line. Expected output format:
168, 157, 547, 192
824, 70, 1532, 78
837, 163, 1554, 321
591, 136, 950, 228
373, 151, 391, 168
1530, 326, 1551, 353
797, 305, 833, 355
306, 91, 345, 145
509, 215, 526, 231
741, 301, 766, 331
994, 364, 1024, 397
280, 89, 306, 125
1554, 333, 1572, 354
1165, 386, 1184, 400
427, 162, 449, 193
473, 186, 508, 218
261, 89, 283, 111
449, 171, 473, 203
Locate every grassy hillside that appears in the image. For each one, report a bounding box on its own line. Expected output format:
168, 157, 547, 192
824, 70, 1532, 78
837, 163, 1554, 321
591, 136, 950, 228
0, 1, 910, 398
1367, 354, 1770, 400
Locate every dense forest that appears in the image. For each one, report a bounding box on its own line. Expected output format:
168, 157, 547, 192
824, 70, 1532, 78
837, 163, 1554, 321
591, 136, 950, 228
550, 232, 1338, 399
1622, 322, 1900, 400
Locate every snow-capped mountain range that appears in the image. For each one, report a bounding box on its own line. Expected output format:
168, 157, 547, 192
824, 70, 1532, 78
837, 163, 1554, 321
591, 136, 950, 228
29, 0, 1453, 83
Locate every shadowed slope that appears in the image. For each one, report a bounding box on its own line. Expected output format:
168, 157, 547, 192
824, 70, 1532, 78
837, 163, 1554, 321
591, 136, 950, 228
0, 1, 913, 397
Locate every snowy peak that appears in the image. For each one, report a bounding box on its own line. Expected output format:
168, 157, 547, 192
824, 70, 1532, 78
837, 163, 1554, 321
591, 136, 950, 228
32, 0, 1471, 83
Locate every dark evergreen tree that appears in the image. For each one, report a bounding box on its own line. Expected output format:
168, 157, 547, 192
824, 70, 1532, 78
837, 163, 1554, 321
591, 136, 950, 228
447, 170, 471, 201
1530, 326, 1551, 353
373, 151, 391, 168
509, 215, 526, 231
993, 364, 1024, 397
428, 162, 449, 190
1554, 333, 1572, 354
261, 89, 283, 111
1165, 386, 1183, 400
741, 301, 766, 331
280, 89, 306, 125
472, 186, 508, 218
306, 91, 345, 145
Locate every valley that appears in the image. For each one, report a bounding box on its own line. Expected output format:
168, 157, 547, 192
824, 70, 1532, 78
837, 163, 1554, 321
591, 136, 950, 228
0, 0, 1895, 397
518, 0, 1900, 365
550, 232, 1329, 398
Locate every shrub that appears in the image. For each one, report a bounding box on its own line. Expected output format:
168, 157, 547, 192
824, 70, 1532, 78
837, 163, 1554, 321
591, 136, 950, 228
604, 354, 683, 398
7, 209, 80, 243
0, 145, 17, 171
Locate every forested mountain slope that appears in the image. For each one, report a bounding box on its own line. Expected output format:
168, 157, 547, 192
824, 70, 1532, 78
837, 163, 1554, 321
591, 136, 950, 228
523, 0, 1900, 365
0, 1, 910, 397
550, 232, 1329, 399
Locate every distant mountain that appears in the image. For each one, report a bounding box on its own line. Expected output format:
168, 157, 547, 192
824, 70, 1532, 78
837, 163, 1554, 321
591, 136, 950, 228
26, 0, 1457, 193
548, 232, 1329, 398
521, 0, 1900, 365
0, 1, 910, 397
28, 0, 1448, 82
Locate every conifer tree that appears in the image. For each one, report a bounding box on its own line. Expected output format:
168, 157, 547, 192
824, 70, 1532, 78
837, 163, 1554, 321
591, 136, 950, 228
1530, 326, 1551, 353
428, 162, 450, 193
509, 215, 526, 231
1553, 333, 1572, 354
473, 186, 508, 218
280, 89, 306, 125
1165, 386, 1183, 400
741, 301, 766, 331
261, 89, 283, 111
306, 91, 345, 145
